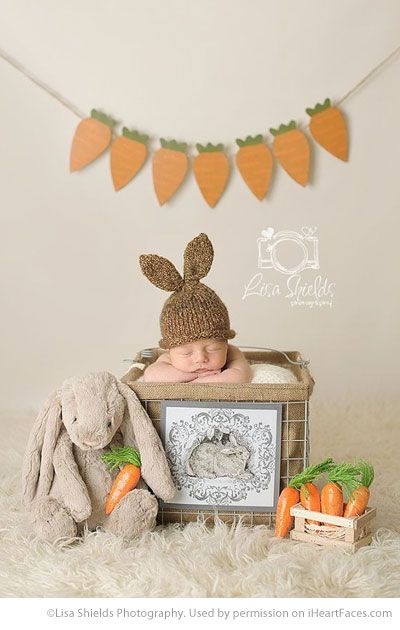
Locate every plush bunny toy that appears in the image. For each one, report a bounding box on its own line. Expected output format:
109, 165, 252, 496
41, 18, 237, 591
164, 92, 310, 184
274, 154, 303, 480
21, 372, 176, 542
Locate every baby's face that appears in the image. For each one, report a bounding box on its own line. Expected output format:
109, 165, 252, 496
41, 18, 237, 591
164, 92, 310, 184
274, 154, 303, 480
169, 338, 228, 373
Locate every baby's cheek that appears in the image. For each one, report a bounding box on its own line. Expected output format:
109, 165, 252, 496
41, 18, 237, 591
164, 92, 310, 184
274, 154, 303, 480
214, 352, 227, 369
174, 356, 192, 371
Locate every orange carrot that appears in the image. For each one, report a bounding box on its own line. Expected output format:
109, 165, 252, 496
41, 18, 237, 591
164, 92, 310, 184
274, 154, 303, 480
70, 109, 116, 172
274, 486, 299, 538
300, 482, 321, 525
193, 143, 230, 208
235, 135, 273, 200
269, 121, 311, 186
321, 463, 360, 516
321, 481, 343, 516
152, 138, 188, 205
344, 460, 374, 517
110, 128, 149, 191
306, 98, 349, 162
101, 446, 141, 514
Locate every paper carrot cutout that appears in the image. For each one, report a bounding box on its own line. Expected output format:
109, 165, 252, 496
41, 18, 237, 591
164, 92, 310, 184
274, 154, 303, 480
193, 143, 230, 208
152, 138, 189, 205
110, 128, 149, 191
269, 121, 310, 187
70, 109, 116, 172
306, 98, 348, 162
235, 135, 273, 200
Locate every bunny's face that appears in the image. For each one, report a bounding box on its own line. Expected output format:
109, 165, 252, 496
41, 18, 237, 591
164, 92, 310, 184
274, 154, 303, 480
61, 373, 126, 451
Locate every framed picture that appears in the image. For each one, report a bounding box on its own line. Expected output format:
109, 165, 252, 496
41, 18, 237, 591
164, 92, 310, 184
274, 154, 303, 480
160, 401, 282, 512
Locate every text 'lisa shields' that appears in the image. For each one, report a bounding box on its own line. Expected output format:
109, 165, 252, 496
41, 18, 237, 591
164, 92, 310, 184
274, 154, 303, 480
242, 228, 335, 308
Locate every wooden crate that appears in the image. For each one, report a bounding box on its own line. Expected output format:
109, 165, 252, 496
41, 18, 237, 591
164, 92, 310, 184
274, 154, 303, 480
289, 503, 376, 553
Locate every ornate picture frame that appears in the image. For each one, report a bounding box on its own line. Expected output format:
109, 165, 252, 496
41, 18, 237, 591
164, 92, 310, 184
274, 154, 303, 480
160, 401, 282, 512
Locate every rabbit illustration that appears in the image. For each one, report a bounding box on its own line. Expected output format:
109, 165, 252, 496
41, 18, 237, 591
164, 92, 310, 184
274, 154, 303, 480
22, 372, 176, 543
186, 428, 251, 479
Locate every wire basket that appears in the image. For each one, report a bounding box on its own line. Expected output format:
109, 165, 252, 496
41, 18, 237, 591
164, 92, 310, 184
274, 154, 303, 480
122, 346, 314, 527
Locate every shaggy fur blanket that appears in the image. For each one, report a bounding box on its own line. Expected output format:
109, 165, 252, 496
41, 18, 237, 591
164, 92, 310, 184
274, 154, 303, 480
0, 397, 399, 597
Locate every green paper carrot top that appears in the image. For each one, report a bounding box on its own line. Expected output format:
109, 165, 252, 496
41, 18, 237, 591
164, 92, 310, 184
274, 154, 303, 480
195, 142, 224, 153
160, 138, 188, 153
235, 134, 264, 147
269, 120, 297, 136
122, 128, 149, 145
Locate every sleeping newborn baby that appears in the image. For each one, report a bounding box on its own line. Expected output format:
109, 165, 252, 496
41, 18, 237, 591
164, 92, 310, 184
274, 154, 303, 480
139, 233, 252, 384
143, 339, 251, 383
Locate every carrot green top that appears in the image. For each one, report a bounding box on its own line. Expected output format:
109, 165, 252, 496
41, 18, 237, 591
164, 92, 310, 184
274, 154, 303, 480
269, 121, 297, 136
306, 98, 332, 117
160, 138, 188, 153
196, 142, 224, 153
236, 134, 264, 147
355, 459, 374, 487
288, 458, 335, 491
327, 463, 360, 497
90, 109, 117, 128
122, 128, 149, 145
101, 446, 141, 470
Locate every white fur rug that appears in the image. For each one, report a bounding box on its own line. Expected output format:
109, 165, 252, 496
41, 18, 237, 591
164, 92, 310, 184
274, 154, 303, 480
1, 397, 399, 597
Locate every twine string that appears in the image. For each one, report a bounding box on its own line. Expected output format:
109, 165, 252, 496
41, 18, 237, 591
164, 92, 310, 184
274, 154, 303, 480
0, 48, 86, 119
337, 43, 400, 104
305, 523, 346, 539
0, 42, 399, 133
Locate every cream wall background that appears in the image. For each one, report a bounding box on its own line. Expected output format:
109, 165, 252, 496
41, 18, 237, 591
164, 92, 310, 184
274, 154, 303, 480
0, 0, 399, 411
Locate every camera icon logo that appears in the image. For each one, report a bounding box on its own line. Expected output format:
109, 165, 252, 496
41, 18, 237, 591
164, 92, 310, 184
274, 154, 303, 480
257, 227, 319, 275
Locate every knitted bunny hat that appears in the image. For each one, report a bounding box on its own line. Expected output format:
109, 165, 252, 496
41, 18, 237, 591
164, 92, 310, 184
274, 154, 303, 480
139, 233, 236, 349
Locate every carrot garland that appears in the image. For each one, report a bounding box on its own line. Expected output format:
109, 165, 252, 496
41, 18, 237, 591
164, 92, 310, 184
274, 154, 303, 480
110, 128, 149, 191
306, 98, 349, 162
193, 143, 230, 208
101, 446, 141, 515
344, 459, 374, 517
70, 109, 116, 172
235, 135, 273, 200
69, 97, 351, 204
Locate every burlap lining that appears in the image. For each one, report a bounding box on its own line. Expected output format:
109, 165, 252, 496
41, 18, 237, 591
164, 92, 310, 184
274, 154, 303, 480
122, 349, 314, 526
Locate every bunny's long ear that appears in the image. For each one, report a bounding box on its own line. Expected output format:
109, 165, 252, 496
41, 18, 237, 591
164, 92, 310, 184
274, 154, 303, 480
117, 381, 175, 502
21, 389, 62, 507
139, 254, 184, 292
183, 233, 213, 281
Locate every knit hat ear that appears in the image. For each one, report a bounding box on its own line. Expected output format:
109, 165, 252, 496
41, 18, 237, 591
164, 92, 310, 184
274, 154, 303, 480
139, 254, 184, 292
183, 233, 214, 282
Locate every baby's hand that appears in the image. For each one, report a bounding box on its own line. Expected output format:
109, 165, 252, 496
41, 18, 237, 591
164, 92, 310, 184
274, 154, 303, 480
181, 371, 202, 382
193, 369, 222, 382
